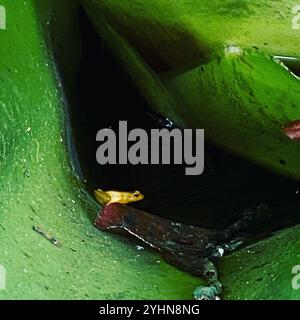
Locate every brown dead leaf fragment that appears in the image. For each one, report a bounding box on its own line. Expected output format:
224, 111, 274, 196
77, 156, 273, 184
95, 203, 232, 277
283, 120, 300, 140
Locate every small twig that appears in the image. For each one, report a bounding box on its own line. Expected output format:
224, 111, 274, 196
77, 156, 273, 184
33, 226, 62, 248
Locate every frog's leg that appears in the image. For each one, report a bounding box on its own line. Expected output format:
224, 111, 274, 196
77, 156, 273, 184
193, 258, 222, 300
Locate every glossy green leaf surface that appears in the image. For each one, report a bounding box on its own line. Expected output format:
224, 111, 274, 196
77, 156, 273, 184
0, 0, 200, 299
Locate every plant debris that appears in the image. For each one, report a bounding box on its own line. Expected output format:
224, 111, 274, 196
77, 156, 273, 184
94, 203, 260, 299
33, 226, 62, 248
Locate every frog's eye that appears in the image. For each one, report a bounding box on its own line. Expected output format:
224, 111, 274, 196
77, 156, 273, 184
133, 191, 140, 197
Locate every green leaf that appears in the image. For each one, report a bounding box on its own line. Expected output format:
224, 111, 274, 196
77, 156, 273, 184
0, 0, 199, 299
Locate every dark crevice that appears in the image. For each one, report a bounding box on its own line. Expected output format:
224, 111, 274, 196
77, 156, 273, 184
70, 7, 300, 235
